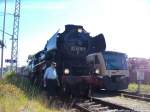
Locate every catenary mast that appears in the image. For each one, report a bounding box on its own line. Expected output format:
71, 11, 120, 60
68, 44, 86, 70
11, 0, 21, 72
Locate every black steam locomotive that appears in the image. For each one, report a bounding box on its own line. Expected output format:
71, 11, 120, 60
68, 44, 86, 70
44, 25, 106, 95
27, 24, 129, 96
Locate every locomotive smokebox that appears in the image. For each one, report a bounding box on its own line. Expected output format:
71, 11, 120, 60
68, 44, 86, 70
61, 24, 90, 58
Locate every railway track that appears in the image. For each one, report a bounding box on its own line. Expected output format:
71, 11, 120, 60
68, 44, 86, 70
65, 90, 150, 112
88, 90, 150, 112
96, 90, 150, 102
118, 91, 150, 102
73, 98, 133, 112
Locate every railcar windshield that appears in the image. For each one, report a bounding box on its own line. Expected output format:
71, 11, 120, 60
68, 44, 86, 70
102, 52, 128, 70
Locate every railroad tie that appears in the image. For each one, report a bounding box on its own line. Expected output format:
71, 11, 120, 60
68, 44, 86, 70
98, 106, 109, 111
79, 102, 95, 108
88, 104, 102, 108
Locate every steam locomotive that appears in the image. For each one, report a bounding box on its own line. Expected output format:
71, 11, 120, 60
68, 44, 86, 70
27, 24, 129, 96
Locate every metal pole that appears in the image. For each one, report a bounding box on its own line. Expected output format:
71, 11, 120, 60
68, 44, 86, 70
0, 0, 7, 78
11, 0, 21, 73
137, 80, 141, 94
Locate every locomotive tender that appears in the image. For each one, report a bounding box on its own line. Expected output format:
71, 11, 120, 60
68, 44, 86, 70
27, 24, 129, 96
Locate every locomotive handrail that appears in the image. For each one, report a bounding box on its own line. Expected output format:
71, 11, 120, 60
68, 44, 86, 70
34, 60, 45, 68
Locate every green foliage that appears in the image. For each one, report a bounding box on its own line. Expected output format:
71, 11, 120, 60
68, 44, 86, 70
0, 72, 60, 112
128, 83, 138, 92
0, 81, 27, 112
128, 83, 150, 93
4, 72, 40, 98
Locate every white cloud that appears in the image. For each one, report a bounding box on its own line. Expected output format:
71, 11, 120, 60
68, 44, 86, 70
73, 0, 150, 58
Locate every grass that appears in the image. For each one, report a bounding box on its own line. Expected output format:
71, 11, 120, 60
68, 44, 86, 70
0, 72, 62, 112
128, 83, 150, 93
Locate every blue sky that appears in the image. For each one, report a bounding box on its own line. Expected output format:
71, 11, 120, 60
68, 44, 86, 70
0, 0, 150, 66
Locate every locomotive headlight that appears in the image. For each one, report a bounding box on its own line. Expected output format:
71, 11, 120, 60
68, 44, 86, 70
78, 28, 82, 33
64, 69, 70, 74
95, 69, 100, 74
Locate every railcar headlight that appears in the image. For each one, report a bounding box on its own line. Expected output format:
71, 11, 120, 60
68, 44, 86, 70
64, 69, 70, 74
95, 69, 100, 74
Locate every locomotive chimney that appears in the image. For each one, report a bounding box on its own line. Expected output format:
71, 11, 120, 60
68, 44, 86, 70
65, 24, 83, 32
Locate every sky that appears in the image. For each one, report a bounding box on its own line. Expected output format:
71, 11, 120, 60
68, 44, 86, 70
0, 0, 150, 67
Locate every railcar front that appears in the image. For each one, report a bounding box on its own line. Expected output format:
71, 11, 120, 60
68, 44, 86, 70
86, 51, 129, 91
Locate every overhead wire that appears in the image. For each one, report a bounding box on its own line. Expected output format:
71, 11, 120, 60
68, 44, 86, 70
0, 12, 13, 16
